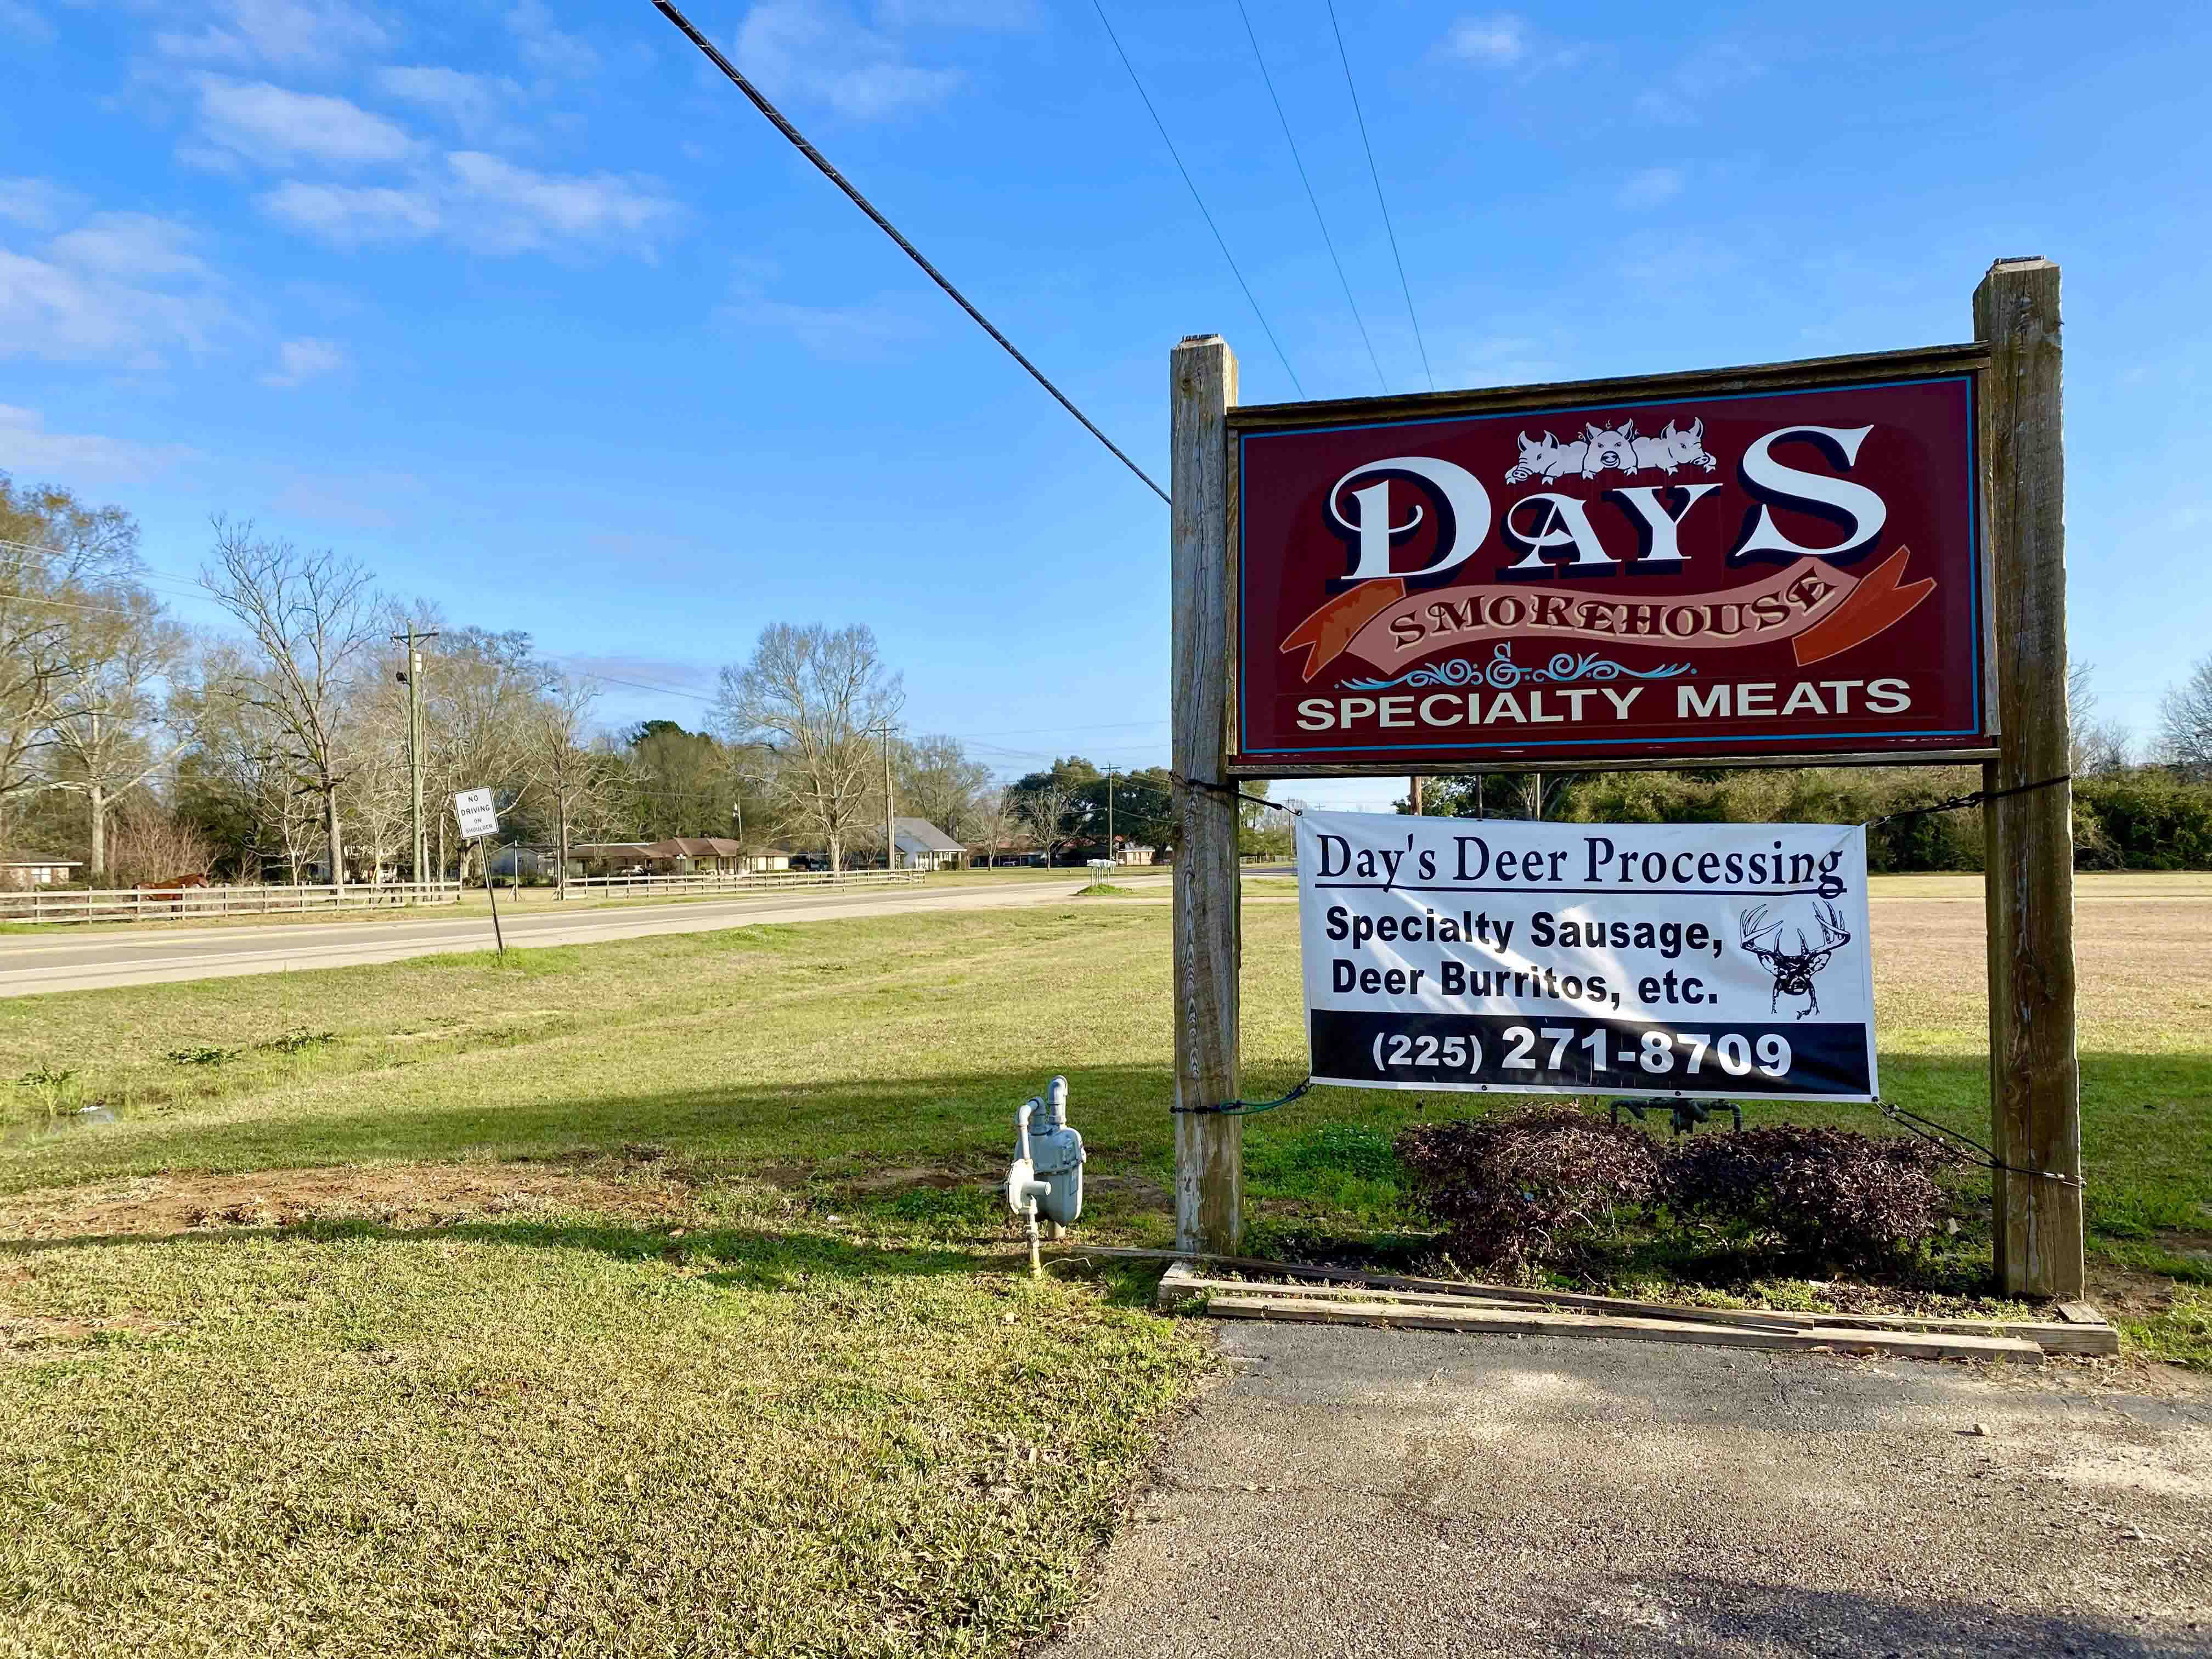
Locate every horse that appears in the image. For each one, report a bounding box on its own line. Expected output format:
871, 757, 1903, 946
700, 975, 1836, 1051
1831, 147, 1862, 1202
144, 872, 212, 915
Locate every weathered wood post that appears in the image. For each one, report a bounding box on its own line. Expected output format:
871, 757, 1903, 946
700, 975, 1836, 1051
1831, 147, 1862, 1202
1171, 334, 1243, 1254
1974, 256, 2085, 1298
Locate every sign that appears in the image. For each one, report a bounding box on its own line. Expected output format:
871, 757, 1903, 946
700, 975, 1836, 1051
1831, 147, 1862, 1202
453, 787, 499, 839
1295, 811, 1876, 1102
1229, 348, 1992, 774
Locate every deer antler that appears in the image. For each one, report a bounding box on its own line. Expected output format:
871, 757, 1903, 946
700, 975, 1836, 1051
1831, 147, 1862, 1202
1814, 899, 1852, 951
1739, 904, 1780, 958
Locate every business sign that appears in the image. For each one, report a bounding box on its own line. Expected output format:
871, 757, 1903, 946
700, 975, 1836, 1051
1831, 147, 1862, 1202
1229, 347, 1993, 774
1295, 811, 1876, 1102
453, 787, 499, 839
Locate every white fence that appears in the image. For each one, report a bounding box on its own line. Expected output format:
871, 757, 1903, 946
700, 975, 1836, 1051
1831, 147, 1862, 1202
1, 867, 936, 924
0, 881, 465, 924
558, 869, 926, 896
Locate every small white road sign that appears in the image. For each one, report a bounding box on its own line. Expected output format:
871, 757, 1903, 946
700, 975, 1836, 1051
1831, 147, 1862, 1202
454, 788, 499, 839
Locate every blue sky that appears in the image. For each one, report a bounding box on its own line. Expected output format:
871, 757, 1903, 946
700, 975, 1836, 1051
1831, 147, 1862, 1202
2, 0, 2206, 809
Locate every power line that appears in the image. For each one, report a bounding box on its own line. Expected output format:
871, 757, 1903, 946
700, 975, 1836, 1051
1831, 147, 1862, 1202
1090, 0, 1305, 398
1234, 0, 1385, 393
1325, 0, 1432, 392
647, 0, 1167, 506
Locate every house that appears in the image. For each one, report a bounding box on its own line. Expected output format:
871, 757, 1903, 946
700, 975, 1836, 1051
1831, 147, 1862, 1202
570, 839, 790, 876
572, 842, 659, 874
0, 857, 82, 888
967, 831, 1040, 867
890, 818, 966, 871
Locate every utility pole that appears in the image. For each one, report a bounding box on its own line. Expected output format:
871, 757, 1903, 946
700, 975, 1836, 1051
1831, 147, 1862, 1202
391, 626, 438, 884
1409, 776, 1423, 815
865, 725, 896, 870
1106, 764, 1116, 866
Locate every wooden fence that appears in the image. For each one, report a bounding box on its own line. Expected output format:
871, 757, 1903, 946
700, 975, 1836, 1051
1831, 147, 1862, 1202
556, 870, 926, 896
0, 868, 934, 923
0, 881, 465, 924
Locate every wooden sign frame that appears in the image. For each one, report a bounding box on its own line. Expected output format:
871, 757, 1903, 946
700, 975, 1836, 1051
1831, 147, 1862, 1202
1221, 345, 2000, 777
1168, 258, 2083, 1301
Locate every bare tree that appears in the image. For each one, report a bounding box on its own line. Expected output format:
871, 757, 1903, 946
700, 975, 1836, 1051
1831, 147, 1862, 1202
342, 694, 413, 884
104, 803, 216, 888
896, 733, 995, 844
419, 627, 546, 881
44, 588, 188, 878
201, 520, 378, 889
2066, 661, 2132, 777
531, 672, 613, 897
714, 623, 904, 874
2157, 653, 2212, 778
0, 474, 143, 817
1018, 776, 1081, 869
970, 785, 1023, 867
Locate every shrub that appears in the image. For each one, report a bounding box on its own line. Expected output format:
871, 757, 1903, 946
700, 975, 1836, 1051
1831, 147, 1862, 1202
1394, 1109, 1661, 1270
1664, 1125, 1947, 1270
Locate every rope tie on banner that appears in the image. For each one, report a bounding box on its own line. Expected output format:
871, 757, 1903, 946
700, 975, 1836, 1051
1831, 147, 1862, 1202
1173, 1079, 1313, 1117
1864, 772, 2070, 829
1877, 1101, 2084, 1188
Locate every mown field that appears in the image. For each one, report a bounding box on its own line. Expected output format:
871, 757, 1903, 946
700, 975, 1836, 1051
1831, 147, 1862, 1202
1, 875, 2207, 1656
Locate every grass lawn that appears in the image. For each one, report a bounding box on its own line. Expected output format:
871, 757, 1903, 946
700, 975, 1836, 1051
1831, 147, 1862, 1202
2, 876, 2209, 1655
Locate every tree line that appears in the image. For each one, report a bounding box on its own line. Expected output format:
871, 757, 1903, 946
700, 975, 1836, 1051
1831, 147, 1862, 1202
1412, 660, 2212, 871
0, 475, 1025, 887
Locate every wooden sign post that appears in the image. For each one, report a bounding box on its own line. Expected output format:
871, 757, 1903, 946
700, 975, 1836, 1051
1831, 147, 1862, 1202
1169, 259, 2085, 1295
1975, 257, 2084, 1297
1171, 334, 1244, 1254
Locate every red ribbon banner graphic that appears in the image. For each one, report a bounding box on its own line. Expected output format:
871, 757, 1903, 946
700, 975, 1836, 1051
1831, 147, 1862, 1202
1280, 548, 1933, 682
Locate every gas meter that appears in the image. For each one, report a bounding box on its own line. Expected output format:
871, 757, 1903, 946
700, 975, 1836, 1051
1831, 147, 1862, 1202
1007, 1075, 1085, 1273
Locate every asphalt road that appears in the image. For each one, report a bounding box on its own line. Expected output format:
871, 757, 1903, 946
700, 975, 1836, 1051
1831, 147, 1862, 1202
1045, 1323, 2212, 1658
0, 875, 1166, 997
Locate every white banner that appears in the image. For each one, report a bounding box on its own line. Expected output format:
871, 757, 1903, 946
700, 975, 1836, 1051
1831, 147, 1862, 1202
1295, 812, 1876, 1101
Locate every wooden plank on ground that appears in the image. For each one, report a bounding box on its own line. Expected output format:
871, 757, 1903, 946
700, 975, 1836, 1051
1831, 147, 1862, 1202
1203, 1294, 2047, 1364
1166, 1273, 1803, 1334
1175, 1276, 2118, 1356
1096, 1248, 2117, 1357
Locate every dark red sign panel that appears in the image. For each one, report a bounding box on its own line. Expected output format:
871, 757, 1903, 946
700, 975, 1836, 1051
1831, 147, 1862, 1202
1227, 349, 1993, 775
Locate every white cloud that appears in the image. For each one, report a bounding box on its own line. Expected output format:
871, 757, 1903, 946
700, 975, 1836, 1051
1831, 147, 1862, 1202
506, 0, 598, 78
374, 65, 523, 139
194, 75, 417, 167
1634, 43, 1763, 124
1, 1, 55, 45
735, 2, 963, 120
48, 211, 213, 279
721, 273, 919, 359
155, 0, 393, 72
257, 179, 439, 244
1616, 166, 1685, 210
445, 152, 677, 249
873, 0, 1034, 23
262, 335, 345, 387
1437, 13, 1527, 66
259, 154, 681, 255
0, 177, 75, 230
0, 405, 195, 483
0, 212, 231, 364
